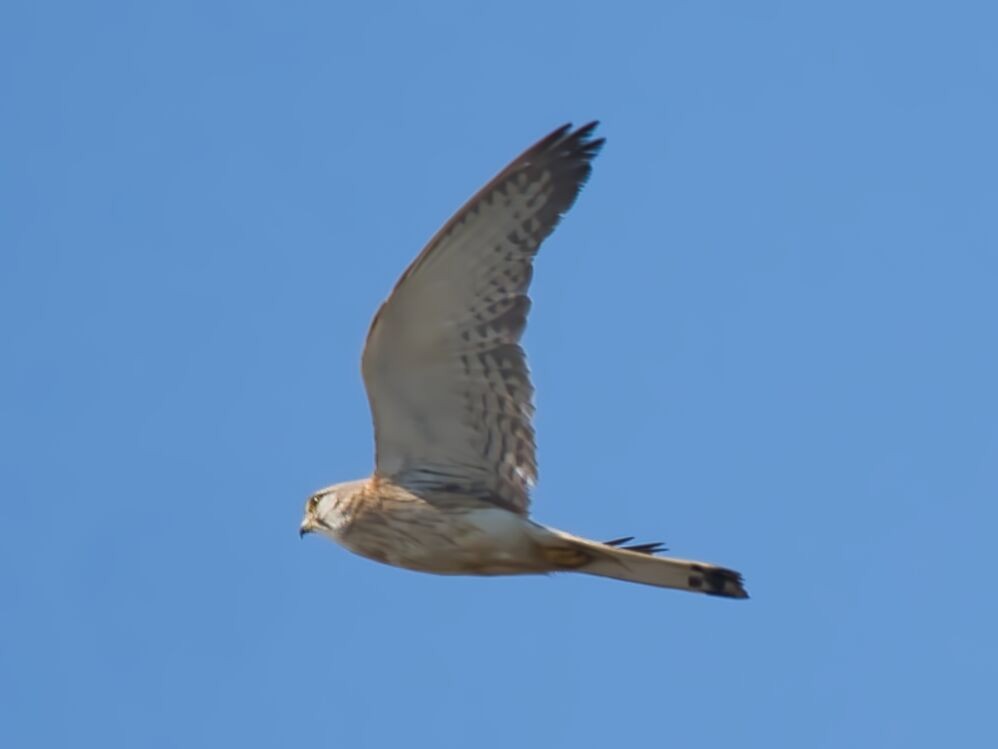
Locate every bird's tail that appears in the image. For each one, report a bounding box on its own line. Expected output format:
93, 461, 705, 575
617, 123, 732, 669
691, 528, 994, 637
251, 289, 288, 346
538, 528, 748, 599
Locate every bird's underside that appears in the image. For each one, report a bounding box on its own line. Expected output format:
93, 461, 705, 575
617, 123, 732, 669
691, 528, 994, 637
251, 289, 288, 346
302, 477, 748, 598
300, 122, 748, 599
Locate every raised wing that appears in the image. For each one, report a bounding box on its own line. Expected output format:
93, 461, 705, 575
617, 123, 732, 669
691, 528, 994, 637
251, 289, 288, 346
361, 123, 604, 514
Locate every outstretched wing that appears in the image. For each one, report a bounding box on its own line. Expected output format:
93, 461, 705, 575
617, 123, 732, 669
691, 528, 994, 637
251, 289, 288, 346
361, 122, 603, 514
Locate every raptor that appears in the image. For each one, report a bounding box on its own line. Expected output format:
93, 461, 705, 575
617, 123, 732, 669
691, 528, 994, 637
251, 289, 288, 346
299, 122, 748, 598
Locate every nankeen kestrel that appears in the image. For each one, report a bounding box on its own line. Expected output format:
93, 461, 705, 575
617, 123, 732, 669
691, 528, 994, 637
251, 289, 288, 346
299, 122, 748, 598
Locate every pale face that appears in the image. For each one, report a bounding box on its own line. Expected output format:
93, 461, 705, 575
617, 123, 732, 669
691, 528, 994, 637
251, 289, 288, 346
299, 481, 365, 539
299, 486, 336, 538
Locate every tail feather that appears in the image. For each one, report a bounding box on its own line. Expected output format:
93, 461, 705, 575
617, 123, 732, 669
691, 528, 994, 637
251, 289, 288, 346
544, 531, 748, 599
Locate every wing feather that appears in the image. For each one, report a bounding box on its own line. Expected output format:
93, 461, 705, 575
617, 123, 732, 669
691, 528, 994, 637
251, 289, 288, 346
361, 123, 604, 514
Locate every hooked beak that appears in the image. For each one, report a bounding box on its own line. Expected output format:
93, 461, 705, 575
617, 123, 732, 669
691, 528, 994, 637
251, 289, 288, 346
299, 518, 314, 539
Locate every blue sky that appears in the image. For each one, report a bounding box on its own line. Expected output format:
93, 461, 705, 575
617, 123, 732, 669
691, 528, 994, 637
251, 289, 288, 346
2, 1, 996, 747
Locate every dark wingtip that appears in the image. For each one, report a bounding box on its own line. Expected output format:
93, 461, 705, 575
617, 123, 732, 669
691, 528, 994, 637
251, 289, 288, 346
603, 536, 635, 547
544, 120, 604, 158
569, 121, 605, 157
547, 122, 574, 141
603, 536, 668, 555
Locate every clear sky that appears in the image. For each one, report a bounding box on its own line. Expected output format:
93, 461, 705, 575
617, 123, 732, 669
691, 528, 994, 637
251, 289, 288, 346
2, 2, 996, 747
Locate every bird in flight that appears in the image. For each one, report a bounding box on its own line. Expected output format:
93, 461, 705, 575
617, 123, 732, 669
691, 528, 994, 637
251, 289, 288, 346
299, 122, 748, 598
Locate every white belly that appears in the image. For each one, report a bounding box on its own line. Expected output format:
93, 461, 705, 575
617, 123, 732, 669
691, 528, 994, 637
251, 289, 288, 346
339, 502, 547, 575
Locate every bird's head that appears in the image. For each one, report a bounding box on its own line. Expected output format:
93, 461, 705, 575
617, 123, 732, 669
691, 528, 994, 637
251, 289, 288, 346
299, 480, 364, 539
299, 485, 336, 539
